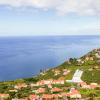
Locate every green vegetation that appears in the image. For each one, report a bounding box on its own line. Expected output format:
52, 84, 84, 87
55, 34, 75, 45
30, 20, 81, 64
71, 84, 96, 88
0, 48, 100, 99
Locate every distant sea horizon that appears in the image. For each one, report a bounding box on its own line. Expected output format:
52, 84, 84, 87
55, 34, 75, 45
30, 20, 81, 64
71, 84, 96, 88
0, 35, 100, 81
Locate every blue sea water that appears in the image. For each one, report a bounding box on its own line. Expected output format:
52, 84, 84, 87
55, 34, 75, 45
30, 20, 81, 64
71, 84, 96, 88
0, 35, 100, 81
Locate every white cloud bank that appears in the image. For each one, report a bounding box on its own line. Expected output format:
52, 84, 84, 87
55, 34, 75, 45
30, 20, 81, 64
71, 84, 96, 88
0, 0, 100, 15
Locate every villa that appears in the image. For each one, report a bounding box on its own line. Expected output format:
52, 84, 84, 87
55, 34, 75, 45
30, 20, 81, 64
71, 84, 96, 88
36, 79, 65, 86
41, 94, 53, 100
63, 69, 70, 75
0, 94, 10, 99
52, 80, 64, 84
36, 80, 52, 86
29, 94, 39, 100
54, 70, 61, 76
14, 83, 27, 89
51, 87, 62, 93
69, 88, 82, 99
79, 82, 100, 89
95, 53, 100, 58
9, 89, 18, 92
36, 88, 46, 94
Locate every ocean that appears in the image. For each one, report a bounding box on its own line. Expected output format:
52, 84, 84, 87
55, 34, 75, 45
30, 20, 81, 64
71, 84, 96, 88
0, 35, 100, 81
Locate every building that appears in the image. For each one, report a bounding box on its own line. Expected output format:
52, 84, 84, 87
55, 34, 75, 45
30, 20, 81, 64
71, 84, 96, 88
52, 80, 64, 84
41, 94, 53, 100
69, 88, 82, 99
0, 94, 10, 99
36, 88, 46, 93
14, 83, 27, 89
29, 94, 39, 100
37, 80, 52, 86
9, 89, 18, 92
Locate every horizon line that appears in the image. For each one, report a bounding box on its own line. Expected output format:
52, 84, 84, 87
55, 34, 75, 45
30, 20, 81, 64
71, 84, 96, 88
0, 34, 100, 37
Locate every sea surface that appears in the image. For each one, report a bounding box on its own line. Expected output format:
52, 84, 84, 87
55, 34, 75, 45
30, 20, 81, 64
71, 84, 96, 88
0, 35, 100, 81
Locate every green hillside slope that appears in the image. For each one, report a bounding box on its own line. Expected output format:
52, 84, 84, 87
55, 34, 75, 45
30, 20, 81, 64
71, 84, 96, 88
36, 48, 100, 83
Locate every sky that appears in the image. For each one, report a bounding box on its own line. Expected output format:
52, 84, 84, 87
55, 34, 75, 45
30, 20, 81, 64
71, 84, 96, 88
0, 0, 100, 36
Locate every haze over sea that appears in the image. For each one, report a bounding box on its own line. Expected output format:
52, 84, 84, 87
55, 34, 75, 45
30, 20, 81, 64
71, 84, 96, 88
0, 35, 100, 81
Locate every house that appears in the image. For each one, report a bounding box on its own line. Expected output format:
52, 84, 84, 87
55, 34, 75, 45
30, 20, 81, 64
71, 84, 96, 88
78, 82, 97, 89
77, 59, 81, 62
0, 94, 10, 99
80, 83, 100, 89
90, 57, 94, 60
54, 70, 60, 76
52, 94, 59, 99
85, 56, 90, 61
77, 59, 84, 64
36, 88, 46, 93
29, 94, 39, 100
44, 80, 53, 85
94, 66, 99, 69
37, 80, 52, 86
9, 89, 18, 92
81, 84, 91, 89
63, 69, 70, 75
37, 79, 64, 85
41, 94, 53, 100
90, 83, 98, 85
14, 83, 27, 89
70, 93, 82, 99
52, 80, 64, 84
12, 99, 27, 100
36, 80, 45, 86
60, 88, 81, 99
30, 83, 38, 87
90, 83, 100, 89
19, 98, 28, 100
61, 93, 68, 97
51, 87, 62, 93
48, 84, 52, 88
69, 88, 81, 99
95, 53, 100, 58
78, 82, 87, 87
63, 71, 68, 75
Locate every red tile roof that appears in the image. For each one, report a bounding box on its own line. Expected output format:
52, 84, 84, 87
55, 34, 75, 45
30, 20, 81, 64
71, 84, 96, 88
37, 88, 45, 93
0, 94, 9, 98
52, 94, 59, 98
29, 94, 39, 100
51, 88, 62, 92
42, 94, 53, 99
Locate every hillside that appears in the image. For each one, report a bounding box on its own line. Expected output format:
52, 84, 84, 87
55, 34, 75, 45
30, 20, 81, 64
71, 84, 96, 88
36, 48, 100, 83
1, 48, 100, 84
0, 48, 100, 100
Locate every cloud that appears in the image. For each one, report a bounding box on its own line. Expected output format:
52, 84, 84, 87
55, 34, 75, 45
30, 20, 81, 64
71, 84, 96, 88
0, 0, 100, 16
